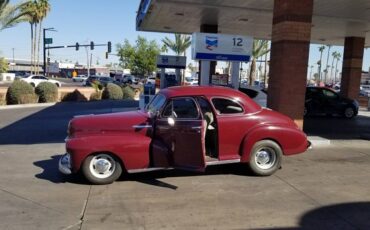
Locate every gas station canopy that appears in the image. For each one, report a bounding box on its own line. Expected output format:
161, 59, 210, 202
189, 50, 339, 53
137, 0, 370, 47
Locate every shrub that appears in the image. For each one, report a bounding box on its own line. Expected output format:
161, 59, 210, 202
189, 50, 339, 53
89, 92, 102, 101
0, 93, 5, 105
122, 85, 135, 99
61, 89, 88, 102
6, 80, 38, 105
35, 82, 58, 103
102, 83, 123, 100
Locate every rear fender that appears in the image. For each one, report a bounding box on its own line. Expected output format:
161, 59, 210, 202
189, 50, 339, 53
67, 134, 151, 173
241, 124, 308, 162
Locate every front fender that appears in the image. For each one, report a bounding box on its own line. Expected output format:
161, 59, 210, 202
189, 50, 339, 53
240, 124, 308, 162
67, 134, 151, 173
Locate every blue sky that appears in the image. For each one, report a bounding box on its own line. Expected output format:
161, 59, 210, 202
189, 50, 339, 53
0, 0, 369, 73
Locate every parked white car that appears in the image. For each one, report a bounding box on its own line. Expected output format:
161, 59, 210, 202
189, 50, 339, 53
72, 75, 88, 82
146, 76, 156, 85
184, 77, 198, 86
20, 75, 62, 87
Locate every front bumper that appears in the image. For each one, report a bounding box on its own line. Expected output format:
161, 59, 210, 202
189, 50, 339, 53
59, 153, 72, 175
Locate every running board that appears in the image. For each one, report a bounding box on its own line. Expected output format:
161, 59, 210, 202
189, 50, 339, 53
206, 159, 241, 166
127, 159, 241, 173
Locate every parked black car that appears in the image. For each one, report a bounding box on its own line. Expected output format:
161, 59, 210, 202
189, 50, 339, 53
305, 87, 359, 118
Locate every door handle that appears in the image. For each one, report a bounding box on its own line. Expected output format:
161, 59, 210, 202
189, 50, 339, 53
191, 126, 202, 133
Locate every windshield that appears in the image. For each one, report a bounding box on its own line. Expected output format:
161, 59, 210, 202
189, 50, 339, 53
146, 94, 166, 114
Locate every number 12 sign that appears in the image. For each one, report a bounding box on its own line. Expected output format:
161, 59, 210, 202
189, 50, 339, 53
192, 32, 253, 62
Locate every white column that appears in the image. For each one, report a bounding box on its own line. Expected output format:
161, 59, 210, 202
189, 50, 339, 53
200, 61, 210, 86
231, 62, 240, 89
160, 68, 166, 89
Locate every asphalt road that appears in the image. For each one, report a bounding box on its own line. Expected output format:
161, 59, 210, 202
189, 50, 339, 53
0, 101, 370, 229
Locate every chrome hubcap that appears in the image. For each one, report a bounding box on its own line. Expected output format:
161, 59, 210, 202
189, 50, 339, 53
255, 148, 276, 170
89, 154, 115, 179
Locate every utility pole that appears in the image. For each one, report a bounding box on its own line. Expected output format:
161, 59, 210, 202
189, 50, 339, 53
12, 48, 15, 63
85, 46, 90, 77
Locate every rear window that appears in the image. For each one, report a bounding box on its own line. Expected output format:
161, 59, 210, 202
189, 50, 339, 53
212, 98, 244, 114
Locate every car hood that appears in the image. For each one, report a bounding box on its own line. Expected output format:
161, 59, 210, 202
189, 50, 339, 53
69, 110, 150, 136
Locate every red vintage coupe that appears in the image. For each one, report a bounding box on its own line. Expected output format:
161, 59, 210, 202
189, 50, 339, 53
59, 86, 310, 184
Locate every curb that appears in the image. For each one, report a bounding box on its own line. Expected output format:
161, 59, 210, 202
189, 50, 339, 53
0, 102, 57, 110
307, 136, 331, 147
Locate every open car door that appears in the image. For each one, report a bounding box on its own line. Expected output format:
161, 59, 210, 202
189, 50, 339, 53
152, 97, 206, 171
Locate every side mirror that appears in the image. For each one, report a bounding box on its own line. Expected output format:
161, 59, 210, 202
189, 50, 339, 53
167, 117, 175, 127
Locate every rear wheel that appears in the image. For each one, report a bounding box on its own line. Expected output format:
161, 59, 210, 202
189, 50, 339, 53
82, 153, 122, 185
248, 140, 282, 176
343, 107, 355, 119
30, 83, 35, 87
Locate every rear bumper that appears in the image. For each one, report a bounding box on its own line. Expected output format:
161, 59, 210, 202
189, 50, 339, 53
59, 153, 72, 175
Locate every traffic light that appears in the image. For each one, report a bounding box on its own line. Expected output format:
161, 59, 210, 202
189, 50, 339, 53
107, 41, 112, 53
105, 52, 109, 59
90, 41, 94, 50
47, 57, 50, 64
76, 42, 79, 51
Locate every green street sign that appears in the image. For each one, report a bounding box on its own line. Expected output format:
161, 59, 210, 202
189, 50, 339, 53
45, 38, 53, 45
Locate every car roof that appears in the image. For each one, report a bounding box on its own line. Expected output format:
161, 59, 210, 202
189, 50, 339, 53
161, 86, 262, 113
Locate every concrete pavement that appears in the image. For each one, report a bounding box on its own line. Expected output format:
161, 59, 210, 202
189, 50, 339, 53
0, 101, 369, 229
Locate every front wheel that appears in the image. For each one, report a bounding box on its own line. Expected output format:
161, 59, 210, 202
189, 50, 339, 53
82, 153, 122, 185
247, 140, 282, 176
343, 107, 355, 119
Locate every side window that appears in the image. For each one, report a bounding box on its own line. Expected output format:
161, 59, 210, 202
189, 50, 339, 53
322, 89, 337, 99
212, 98, 244, 114
162, 98, 199, 119
32, 76, 38, 79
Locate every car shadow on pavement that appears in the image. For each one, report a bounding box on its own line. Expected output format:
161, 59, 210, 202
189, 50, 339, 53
121, 163, 252, 189
303, 114, 370, 140
33, 154, 89, 185
251, 202, 370, 230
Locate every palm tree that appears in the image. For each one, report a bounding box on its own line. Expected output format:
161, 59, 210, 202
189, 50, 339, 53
333, 52, 341, 83
21, 1, 38, 74
0, 0, 30, 30
323, 45, 332, 83
162, 34, 191, 83
162, 33, 191, 56
330, 51, 338, 83
318, 45, 325, 82
35, 0, 50, 74
249, 40, 269, 86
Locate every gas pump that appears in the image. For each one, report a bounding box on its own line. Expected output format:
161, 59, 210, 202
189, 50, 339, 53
156, 55, 186, 89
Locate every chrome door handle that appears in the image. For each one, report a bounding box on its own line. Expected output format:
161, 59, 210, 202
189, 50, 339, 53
191, 126, 202, 130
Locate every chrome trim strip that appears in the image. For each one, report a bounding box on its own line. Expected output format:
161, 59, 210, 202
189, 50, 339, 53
132, 125, 152, 129
127, 167, 173, 173
206, 159, 241, 166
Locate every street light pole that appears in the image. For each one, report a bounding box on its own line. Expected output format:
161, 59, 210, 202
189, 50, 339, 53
43, 27, 56, 76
